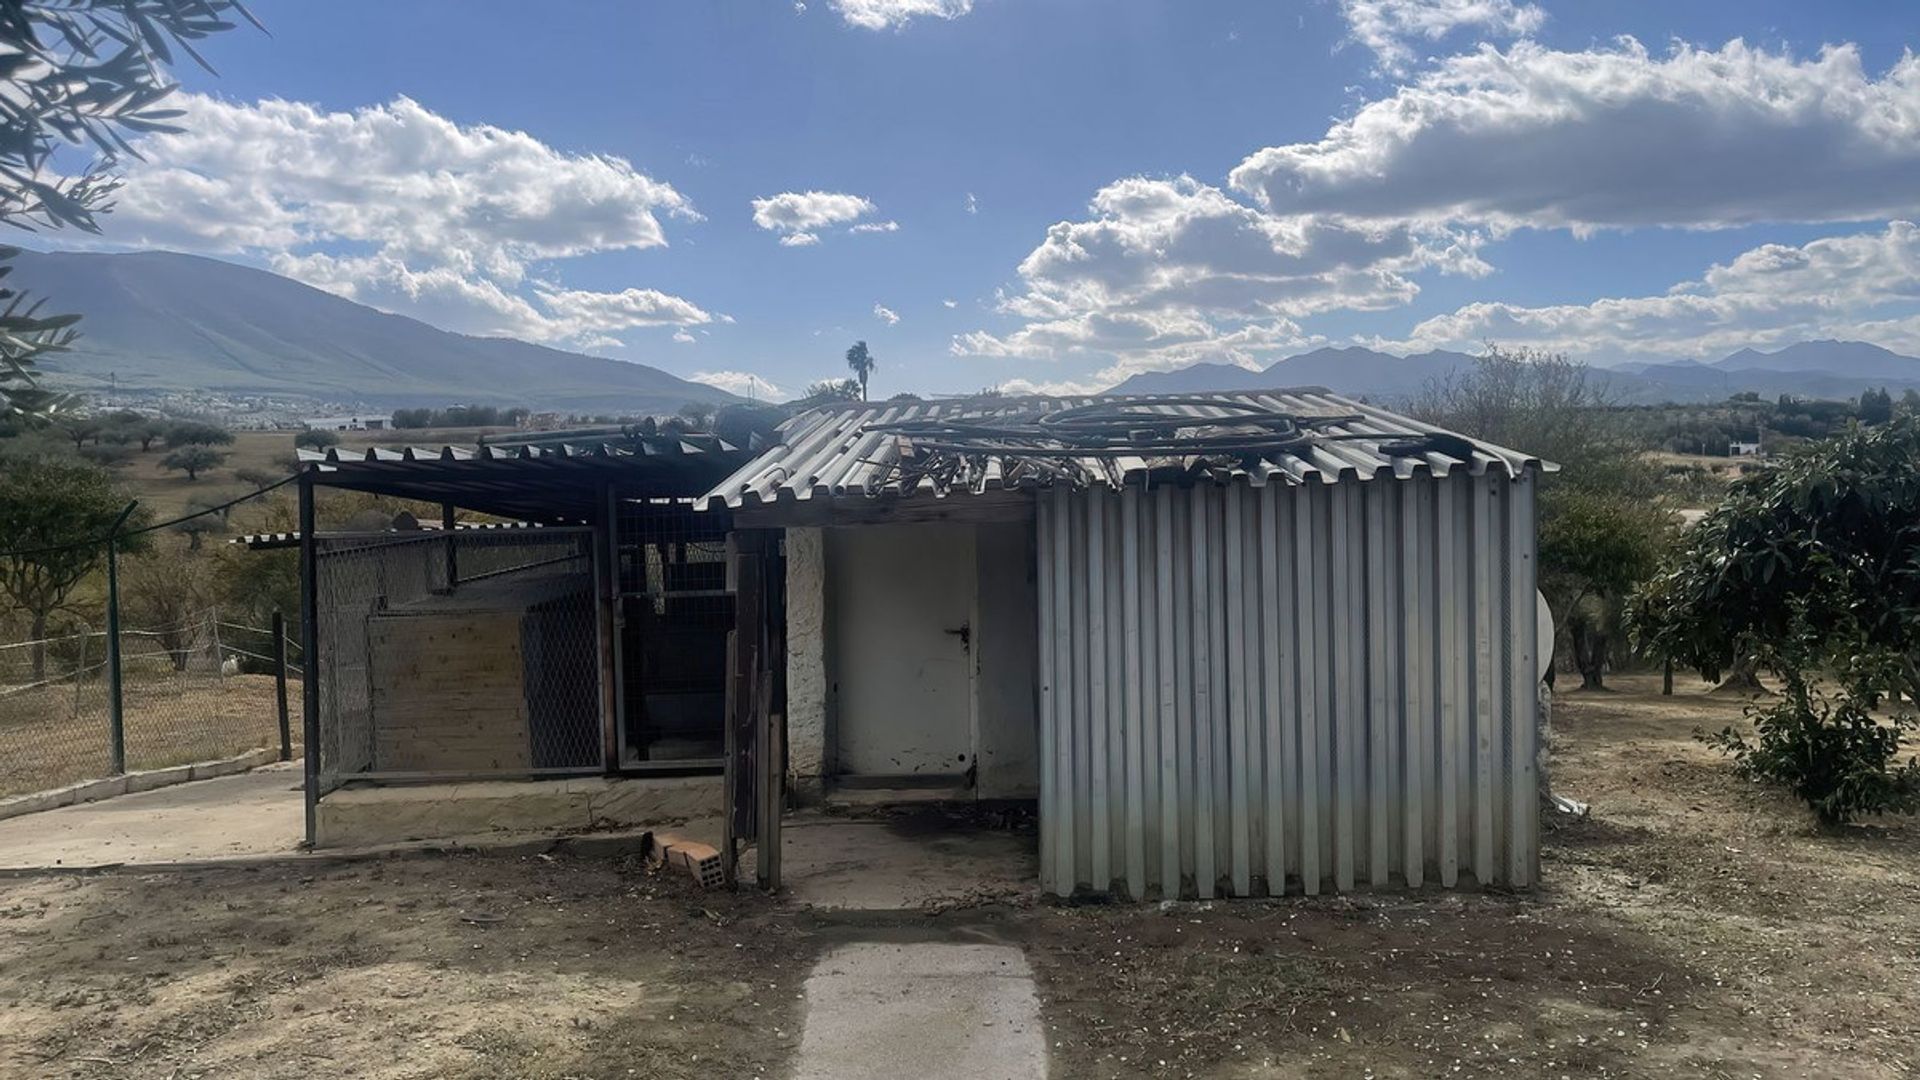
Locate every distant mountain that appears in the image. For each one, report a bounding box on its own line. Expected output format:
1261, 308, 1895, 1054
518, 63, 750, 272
1109, 340, 1920, 405
1109, 346, 1478, 398
14, 249, 740, 414
1715, 340, 1920, 380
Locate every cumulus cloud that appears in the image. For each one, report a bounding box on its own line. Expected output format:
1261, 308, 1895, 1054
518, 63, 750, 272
1392, 221, 1920, 360
750, 190, 894, 246
943, 298, 958, 308
96, 94, 712, 348
690, 370, 789, 401
831, 0, 972, 30
1340, 0, 1544, 74
873, 302, 901, 325
952, 174, 1476, 383
1231, 39, 1920, 232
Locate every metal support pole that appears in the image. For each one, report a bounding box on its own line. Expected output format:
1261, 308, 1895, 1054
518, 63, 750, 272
273, 609, 292, 762
104, 501, 136, 776
442, 502, 457, 591
299, 473, 321, 847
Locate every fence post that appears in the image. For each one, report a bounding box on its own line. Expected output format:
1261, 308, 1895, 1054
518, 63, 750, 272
104, 501, 137, 776
273, 609, 292, 762
299, 473, 320, 847
442, 502, 458, 592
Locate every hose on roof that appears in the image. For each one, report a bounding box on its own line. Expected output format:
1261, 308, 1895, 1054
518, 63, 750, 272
860, 399, 1475, 493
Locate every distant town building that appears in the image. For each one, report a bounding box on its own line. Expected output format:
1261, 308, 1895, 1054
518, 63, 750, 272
302, 415, 389, 432
1730, 440, 1763, 456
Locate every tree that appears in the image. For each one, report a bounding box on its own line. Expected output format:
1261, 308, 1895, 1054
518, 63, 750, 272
0, 456, 147, 678
62, 417, 103, 449
165, 420, 233, 446
1635, 417, 1920, 704
120, 546, 213, 671
233, 466, 282, 489
161, 444, 225, 480
675, 402, 716, 430
1539, 489, 1670, 690
172, 495, 228, 551
1858, 386, 1894, 425
294, 428, 339, 450
0, 2, 259, 420
1413, 346, 1663, 687
799, 378, 863, 406
845, 340, 875, 401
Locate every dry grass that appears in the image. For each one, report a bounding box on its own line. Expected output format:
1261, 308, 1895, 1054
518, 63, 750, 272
0, 854, 810, 1080
0, 673, 284, 797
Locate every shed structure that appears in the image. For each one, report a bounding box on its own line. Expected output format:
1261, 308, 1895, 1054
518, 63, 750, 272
705, 390, 1549, 899
286, 431, 757, 848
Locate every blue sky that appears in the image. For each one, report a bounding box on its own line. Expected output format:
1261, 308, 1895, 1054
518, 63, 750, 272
59, 0, 1920, 399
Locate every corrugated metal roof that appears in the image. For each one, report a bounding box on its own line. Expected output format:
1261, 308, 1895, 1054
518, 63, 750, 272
297, 432, 738, 466
702, 389, 1551, 511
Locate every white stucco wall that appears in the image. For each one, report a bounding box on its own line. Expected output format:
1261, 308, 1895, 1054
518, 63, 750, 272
785, 526, 830, 800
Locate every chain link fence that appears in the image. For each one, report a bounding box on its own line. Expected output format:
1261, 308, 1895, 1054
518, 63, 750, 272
0, 610, 299, 799
314, 528, 600, 795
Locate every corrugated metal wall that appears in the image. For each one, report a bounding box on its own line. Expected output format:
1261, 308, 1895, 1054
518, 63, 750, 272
1036, 471, 1540, 899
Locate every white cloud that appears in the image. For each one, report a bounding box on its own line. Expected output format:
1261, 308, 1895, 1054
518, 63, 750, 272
873, 302, 901, 325
943, 298, 958, 308
690, 370, 789, 401
751, 190, 893, 246
965, 192, 979, 215
953, 175, 1475, 384
672, 330, 697, 344
1340, 0, 1544, 74
1231, 39, 1920, 232
96, 94, 711, 348
1392, 221, 1920, 360
831, 0, 972, 31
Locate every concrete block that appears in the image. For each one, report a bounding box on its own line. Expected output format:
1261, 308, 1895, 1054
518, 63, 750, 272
586, 776, 722, 827
125, 764, 195, 794
190, 757, 242, 782
70, 775, 128, 805
314, 775, 723, 849
0, 788, 71, 822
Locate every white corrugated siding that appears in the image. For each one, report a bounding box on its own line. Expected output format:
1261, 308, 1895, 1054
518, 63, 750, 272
1037, 470, 1540, 898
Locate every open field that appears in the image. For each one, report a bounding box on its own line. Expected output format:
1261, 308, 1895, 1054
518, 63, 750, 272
0, 674, 283, 797
0, 676, 1914, 1078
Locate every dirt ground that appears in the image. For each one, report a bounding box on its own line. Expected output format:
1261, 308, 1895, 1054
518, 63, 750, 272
0, 675, 1914, 1078
1026, 673, 1920, 1078
0, 674, 283, 797
0, 853, 813, 1080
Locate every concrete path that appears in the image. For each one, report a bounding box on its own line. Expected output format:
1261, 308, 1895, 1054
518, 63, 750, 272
0, 764, 302, 869
795, 941, 1047, 1080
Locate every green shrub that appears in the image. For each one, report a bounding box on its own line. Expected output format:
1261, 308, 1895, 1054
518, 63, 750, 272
1705, 678, 1920, 825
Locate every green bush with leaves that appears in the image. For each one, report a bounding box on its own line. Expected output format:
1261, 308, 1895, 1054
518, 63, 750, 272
1705, 676, 1920, 826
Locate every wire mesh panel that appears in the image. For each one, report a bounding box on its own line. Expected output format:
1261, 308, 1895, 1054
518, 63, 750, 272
0, 611, 291, 799
312, 528, 600, 791
616, 500, 733, 765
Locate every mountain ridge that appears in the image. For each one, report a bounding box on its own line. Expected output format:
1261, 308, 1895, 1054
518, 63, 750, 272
1106, 340, 1920, 403
14, 248, 740, 415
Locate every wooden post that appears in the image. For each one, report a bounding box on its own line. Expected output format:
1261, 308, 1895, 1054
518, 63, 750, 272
272, 609, 292, 761
299, 472, 320, 847
594, 482, 622, 771
1662, 656, 1674, 696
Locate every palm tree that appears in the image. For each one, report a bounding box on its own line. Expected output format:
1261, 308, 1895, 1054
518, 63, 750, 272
845, 340, 876, 401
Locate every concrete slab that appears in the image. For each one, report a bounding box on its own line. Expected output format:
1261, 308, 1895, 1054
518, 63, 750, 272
794, 942, 1047, 1080
315, 774, 720, 848
0, 764, 303, 869
776, 811, 1038, 911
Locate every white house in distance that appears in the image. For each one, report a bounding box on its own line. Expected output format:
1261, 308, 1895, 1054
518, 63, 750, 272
301, 414, 389, 432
